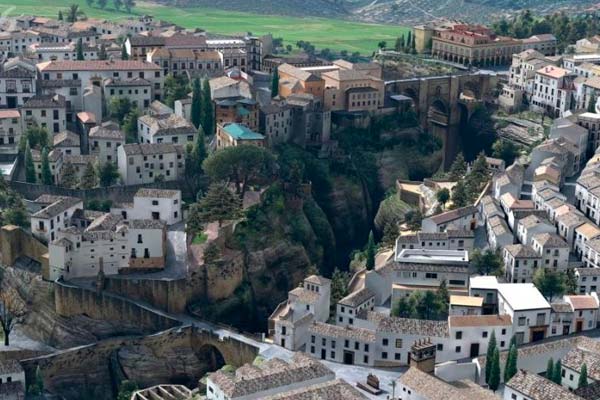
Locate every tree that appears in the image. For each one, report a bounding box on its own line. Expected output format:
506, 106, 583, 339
80, 161, 98, 189
405, 209, 422, 231
98, 161, 119, 187
565, 268, 578, 294
163, 74, 189, 108
395, 35, 405, 51
492, 139, 520, 166
471, 248, 503, 276
117, 380, 138, 400
41, 147, 53, 185
416, 290, 438, 320
435, 279, 449, 317
485, 331, 497, 384
22, 125, 49, 150
97, 0, 108, 8
448, 152, 467, 180
467, 152, 489, 194
24, 141, 36, 183
579, 363, 588, 388
411, 33, 416, 50
76, 38, 85, 61
98, 44, 107, 60
588, 93, 597, 113
546, 358, 554, 380
552, 360, 562, 384
365, 230, 376, 270
504, 344, 518, 382
0, 289, 25, 346
109, 97, 132, 121
392, 296, 418, 318
58, 10, 64, 20
86, 0, 94, 7
201, 78, 214, 135
190, 77, 202, 129
436, 188, 450, 209
203, 145, 274, 198
450, 180, 469, 208
330, 268, 350, 311
113, 0, 124, 11
60, 161, 78, 188
488, 348, 501, 392
189, 182, 242, 229
406, 31, 412, 50
123, 109, 140, 143
377, 40, 387, 50
271, 68, 279, 98
27, 366, 44, 396
533, 268, 566, 301
67, 4, 83, 23
124, 0, 135, 13
121, 43, 128, 60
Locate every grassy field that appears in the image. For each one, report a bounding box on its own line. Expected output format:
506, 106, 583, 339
0, 0, 409, 54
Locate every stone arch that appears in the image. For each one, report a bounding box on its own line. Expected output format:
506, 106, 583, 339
461, 80, 480, 99
195, 344, 226, 371
430, 98, 448, 115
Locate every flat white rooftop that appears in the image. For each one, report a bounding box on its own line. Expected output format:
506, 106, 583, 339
498, 283, 551, 311
470, 275, 499, 290
395, 249, 469, 265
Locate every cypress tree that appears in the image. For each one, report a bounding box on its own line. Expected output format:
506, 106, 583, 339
121, 43, 128, 60
485, 331, 497, 384
488, 347, 500, 392
60, 161, 78, 189
201, 79, 214, 135
24, 141, 36, 183
76, 38, 85, 61
80, 161, 98, 189
406, 31, 412, 50
194, 127, 207, 168
271, 68, 279, 98
552, 360, 562, 385
365, 230, 375, 270
191, 78, 202, 129
41, 147, 53, 185
588, 93, 597, 113
546, 358, 554, 380
98, 44, 107, 60
578, 363, 588, 389
58, 10, 63, 21
411, 33, 416, 49
504, 344, 518, 382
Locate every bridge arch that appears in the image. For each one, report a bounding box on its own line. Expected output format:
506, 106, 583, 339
196, 343, 226, 371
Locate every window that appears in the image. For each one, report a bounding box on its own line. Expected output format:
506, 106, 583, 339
382, 352, 388, 359
137, 234, 143, 243
518, 317, 527, 326
364, 344, 369, 352
152, 200, 159, 206
395, 339, 402, 348
482, 331, 488, 338
455, 331, 462, 340
382, 338, 388, 346
437, 344, 443, 351
354, 342, 359, 350
455, 346, 461, 353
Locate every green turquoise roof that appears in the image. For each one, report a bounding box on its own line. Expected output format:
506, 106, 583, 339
223, 123, 264, 141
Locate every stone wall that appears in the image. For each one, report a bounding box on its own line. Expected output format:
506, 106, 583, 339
54, 280, 181, 331
102, 276, 189, 314
0, 225, 48, 271
19, 325, 259, 399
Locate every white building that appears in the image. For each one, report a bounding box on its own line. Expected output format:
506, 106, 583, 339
421, 205, 478, 233
531, 65, 575, 118
516, 214, 555, 247
0, 359, 25, 400
138, 113, 197, 145
117, 143, 185, 185
531, 233, 570, 271
0, 109, 22, 152
30, 195, 83, 243
576, 267, 600, 295
503, 244, 542, 284
497, 283, 552, 345
504, 369, 582, 400
560, 347, 600, 391
111, 188, 182, 225
89, 121, 125, 164
21, 94, 67, 134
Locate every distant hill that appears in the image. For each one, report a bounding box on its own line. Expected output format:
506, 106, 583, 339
163, 0, 600, 24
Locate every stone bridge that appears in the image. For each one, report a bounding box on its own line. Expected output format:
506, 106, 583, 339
20, 325, 259, 399
386, 72, 496, 168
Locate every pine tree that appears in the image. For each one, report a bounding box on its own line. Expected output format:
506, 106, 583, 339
451, 180, 469, 208
191, 78, 202, 129
588, 93, 597, 113
489, 348, 500, 392
80, 161, 98, 189
578, 363, 588, 389
504, 344, 518, 382
485, 331, 497, 384
24, 141, 36, 183
76, 38, 85, 61
60, 161, 78, 188
201, 79, 214, 135
435, 279, 450, 318
546, 358, 554, 380
271, 68, 279, 98
411, 33, 416, 49
552, 360, 562, 385
121, 43, 128, 60
41, 147, 53, 185
190, 182, 242, 228
365, 230, 376, 270
448, 152, 467, 180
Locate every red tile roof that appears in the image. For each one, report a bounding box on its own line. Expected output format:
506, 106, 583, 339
38, 60, 160, 71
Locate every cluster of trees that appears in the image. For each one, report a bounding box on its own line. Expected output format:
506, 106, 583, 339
471, 248, 504, 276
0, 175, 28, 228
58, 4, 85, 23
190, 77, 214, 136
533, 267, 578, 302
391, 280, 449, 321
485, 333, 519, 392
163, 74, 190, 109
108, 97, 139, 143
84, 0, 136, 13
492, 139, 521, 166
545, 358, 571, 386
394, 31, 417, 54
448, 153, 490, 209
293, 40, 362, 63
492, 10, 600, 52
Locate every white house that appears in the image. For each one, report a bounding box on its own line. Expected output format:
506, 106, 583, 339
138, 113, 197, 145
30, 195, 83, 243
111, 188, 182, 225
530, 233, 570, 271
89, 121, 125, 164
117, 143, 185, 185
516, 214, 555, 247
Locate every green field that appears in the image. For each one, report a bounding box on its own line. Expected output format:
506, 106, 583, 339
0, 0, 408, 54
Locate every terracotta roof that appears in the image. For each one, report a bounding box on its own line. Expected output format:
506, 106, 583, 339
532, 233, 569, 248
449, 314, 511, 328
449, 295, 484, 308
427, 205, 477, 225
308, 321, 376, 342
567, 295, 599, 310
339, 287, 374, 307
506, 369, 583, 400
37, 60, 160, 71
398, 367, 498, 400
562, 348, 600, 381
505, 244, 539, 258
0, 109, 20, 119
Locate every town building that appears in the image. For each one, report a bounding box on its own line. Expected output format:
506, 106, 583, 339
117, 143, 185, 185
504, 369, 583, 400
111, 188, 182, 225
0, 109, 22, 151
138, 113, 197, 145
21, 94, 66, 134
88, 122, 124, 164
30, 195, 83, 243
216, 122, 265, 149
0, 360, 25, 400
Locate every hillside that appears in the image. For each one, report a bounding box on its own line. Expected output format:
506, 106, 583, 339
166, 0, 600, 24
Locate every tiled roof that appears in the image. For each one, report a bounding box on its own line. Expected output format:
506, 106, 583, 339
263, 379, 367, 400
449, 295, 484, 308
449, 314, 511, 328
566, 295, 599, 310
367, 312, 449, 337
0, 109, 20, 119
309, 321, 376, 342
135, 188, 180, 198
289, 287, 320, 304
562, 348, 600, 381
139, 114, 196, 136
221, 123, 264, 141
519, 214, 551, 229
575, 381, 600, 400
504, 244, 539, 258
532, 233, 569, 248
427, 205, 477, 225
551, 302, 573, 313
121, 142, 182, 156
126, 219, 166, 230
398, 367, 497, 400
23, 94, 65, 108
0, 360, 23, 375
53, 130, 80, 147
32, 196, 81, 219
304, 275, 331, 286
339, 287, 374, 307
89, 124, 125, 140
506, 369, 583, 400
37, 59, 160, 71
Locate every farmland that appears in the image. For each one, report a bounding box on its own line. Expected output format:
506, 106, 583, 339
0, 0, 409, 54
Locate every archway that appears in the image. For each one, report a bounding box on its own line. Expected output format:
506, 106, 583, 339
195, 344, 226, 372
